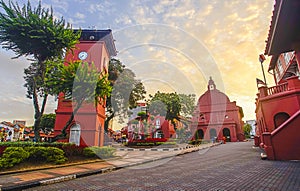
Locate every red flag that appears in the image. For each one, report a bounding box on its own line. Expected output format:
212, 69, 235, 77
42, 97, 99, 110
256, 78, 266, 87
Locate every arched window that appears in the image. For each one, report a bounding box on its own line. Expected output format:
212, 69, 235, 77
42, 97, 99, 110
274, 112, 290, 129
69, 124, 81, 146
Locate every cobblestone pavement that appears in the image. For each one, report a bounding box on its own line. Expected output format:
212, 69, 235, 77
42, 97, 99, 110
24, 141, 300, 191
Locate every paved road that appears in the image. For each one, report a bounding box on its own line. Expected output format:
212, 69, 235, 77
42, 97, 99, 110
24, 141, 300, 191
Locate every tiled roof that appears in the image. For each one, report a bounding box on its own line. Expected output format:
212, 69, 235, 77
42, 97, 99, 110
0, 121, 14, 127
264, 0, 281, 55
264, 0, 300, 55
74, 29, 117, 57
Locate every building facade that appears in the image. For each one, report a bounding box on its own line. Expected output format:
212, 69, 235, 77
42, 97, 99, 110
54, 29, 117, 147
124, 101, 177, 141
255, 0, 300, 160
192, 77, 245, 142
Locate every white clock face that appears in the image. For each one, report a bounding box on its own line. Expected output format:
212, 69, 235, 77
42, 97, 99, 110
78, 51, 88, 60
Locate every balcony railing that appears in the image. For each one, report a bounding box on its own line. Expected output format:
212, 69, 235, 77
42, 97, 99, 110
267, 83, 288, 96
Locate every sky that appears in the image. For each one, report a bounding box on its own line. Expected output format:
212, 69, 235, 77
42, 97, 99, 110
0, 0, 275, 127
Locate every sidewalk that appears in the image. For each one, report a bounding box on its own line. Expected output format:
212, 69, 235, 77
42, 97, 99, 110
0, 142, 220, 191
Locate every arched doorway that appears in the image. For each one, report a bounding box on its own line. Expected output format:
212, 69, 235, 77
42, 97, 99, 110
209, 128, 217, 140
69, 124, 81, 146
195, 129, 204, 139
274, 112, 290, 129
223, 128, 231, 142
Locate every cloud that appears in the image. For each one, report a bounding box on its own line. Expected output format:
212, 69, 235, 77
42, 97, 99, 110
111, 0, 274, 121
75, 12, 85, 19
0, 0, 275, 124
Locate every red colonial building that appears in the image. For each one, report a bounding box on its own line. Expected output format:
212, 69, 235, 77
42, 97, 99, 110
54, 29, 117, 146
192, 77, 245, 142
124, 101, 177, 141
255, 0, 300, 160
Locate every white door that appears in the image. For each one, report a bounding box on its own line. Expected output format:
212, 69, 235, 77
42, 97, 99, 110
69, 124, 81, 146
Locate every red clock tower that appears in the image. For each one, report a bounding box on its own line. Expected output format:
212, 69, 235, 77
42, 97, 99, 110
54, 29, 117, 146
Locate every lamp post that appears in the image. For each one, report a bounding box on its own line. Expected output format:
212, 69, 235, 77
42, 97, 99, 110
259, 54, 267, 84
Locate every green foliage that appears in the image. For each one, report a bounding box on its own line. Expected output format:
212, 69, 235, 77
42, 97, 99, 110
178, 94, 196, 118
136, 142, 155, 146
137, 111, 148, 120
23, 146, 66, 164
83, 146, 116, 159
149, 91, 181, 129
0, 147, 30, 169
0, 0, 80, 60
47, 61, 112, 104
82, 147, 96, 157
148, 100, 167, 116
39, 113, 56, 132
243, 124, 252, 137
61, 144, 85, 157
43, 147, 67, 164
46, 61, 112, 139
24, 146, 48, 161
0, 141, 70, 147
0, 0, 80, 142
105, 58, 146, 131
131, 120, 139, 124
156, 141, 176, 146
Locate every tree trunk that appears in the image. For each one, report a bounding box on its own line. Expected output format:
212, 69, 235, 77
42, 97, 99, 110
51, 99, 84, 142
32, 84, 41, 142
104, 112, 114, 132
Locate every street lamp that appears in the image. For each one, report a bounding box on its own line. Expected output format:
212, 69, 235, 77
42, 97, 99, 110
259, 54, 267, 84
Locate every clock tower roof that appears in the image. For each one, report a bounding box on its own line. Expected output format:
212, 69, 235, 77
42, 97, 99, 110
74, 29, 117, 57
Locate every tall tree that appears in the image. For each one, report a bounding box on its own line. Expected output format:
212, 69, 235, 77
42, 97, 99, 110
0, 0, 80, 141
39, 113, 56, 134
243, 123, 252, 138
105, 58, 146, 132
148, 91, 181, 130
46, 60, 112, 140
179, 94, 196, 118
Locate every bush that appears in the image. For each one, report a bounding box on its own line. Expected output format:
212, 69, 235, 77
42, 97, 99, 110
0, 141, 74, 148
24, 146, 67, 164
83, 146, 116, 159
24, 146, 48, 161
61, 144, 86, 157
156, 141, 176, 146
136, 142, 155, 146
83, 147, 96, 157
0, 147, 30, 169
43, 147, 67, 164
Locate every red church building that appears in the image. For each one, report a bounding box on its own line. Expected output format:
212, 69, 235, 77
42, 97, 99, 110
255, 0, 300, 160
191, 77, 245, 142
54, 29, 117, 146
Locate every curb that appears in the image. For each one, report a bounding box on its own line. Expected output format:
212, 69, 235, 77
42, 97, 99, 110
0, 143, 220, 191
0, 159, 104, 176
